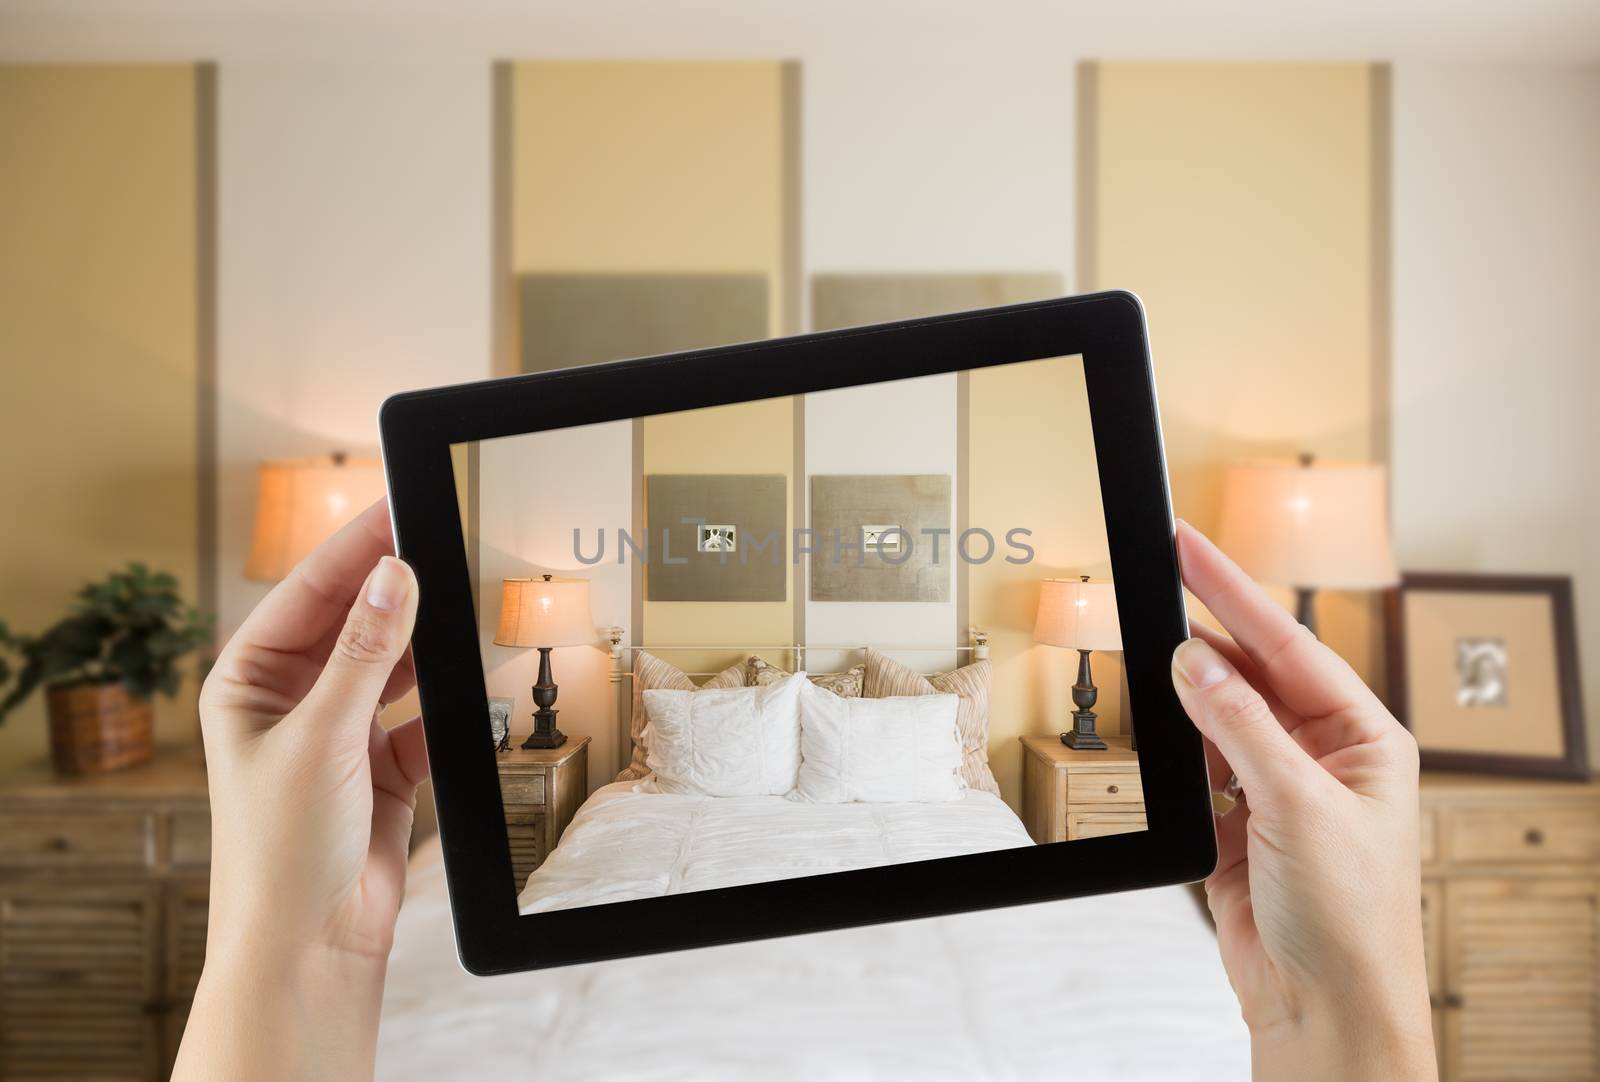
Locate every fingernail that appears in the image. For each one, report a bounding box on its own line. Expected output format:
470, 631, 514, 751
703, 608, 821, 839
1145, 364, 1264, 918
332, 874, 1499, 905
1173, 638, 1233, 690
367, 557, 410, 612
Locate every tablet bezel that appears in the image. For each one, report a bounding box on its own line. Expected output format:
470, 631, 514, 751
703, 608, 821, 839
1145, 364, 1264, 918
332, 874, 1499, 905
380, 290, 1216, 975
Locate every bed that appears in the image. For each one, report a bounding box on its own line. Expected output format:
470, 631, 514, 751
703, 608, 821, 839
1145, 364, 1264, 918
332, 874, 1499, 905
518, 780, 1035, 912
378, 816, 1251, 1081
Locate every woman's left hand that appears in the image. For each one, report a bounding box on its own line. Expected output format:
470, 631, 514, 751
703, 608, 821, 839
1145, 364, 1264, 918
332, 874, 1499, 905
173, 499, 427, 1082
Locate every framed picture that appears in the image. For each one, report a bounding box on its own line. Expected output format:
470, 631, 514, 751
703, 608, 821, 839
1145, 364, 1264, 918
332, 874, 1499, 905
488, 695, 514, 752
1386, 573, 1588, 779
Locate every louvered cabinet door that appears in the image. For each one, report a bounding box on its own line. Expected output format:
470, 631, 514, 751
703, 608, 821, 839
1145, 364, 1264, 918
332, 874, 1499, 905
160, 880, 208, 1076
0, 881, 159, 1081
1443, 879, 1600, 1082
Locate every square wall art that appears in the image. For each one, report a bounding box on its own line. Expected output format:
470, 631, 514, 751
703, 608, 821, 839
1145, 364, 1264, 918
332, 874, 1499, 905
645, 474, 786, 602
810, 475, 951, 603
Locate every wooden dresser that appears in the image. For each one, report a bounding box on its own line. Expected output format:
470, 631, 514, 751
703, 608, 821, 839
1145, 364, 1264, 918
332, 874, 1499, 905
1019, 734, 1146, 842
496, 737, 589, 893
0, 746, 209, 1082
1421, 774, 1600, 1082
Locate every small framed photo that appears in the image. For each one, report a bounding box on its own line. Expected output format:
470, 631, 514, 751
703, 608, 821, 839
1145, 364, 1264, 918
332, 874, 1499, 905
697, 524, 737, 553
1386, 573, 1588, 779
861, 524, 904, 554
488, 695, 514, 752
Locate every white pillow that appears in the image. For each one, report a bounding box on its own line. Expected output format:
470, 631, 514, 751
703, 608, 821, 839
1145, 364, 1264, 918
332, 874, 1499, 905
793, 679, 964, 803
643, 672, 805, 797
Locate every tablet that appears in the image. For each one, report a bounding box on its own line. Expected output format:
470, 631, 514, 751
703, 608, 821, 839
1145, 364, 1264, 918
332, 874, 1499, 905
381, 290, 1215, 975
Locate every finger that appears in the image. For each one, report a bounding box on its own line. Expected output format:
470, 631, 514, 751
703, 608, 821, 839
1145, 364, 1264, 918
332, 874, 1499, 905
379, 648, 417, 707
1190, 622, 1300, 735
222, 500, 395, 661
1171, 636, 1330, 811
370, 714, 430, 806
1176, 520, 1382, 727
294, 556, 418, 752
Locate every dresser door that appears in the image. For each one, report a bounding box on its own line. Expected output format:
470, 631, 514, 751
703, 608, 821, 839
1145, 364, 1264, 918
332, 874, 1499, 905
0, 881, 160, 1081
161, 879, 209, 1076
1443, 879, 1600, 1082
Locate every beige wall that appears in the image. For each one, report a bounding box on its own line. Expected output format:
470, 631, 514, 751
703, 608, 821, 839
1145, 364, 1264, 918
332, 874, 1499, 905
505, 61, 794, 777
969, 356, 1120, 812
1086, 61, 1383, 680
641, 399, 795, 676
512, 60, 790, 337
0, 65, 201, 769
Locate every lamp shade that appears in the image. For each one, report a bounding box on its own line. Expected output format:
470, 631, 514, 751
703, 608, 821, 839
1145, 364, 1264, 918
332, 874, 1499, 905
1033, 578, 1122, 652
494, 576, 595, 649
245, 455, 385, 581
1215, 458, 1399, 590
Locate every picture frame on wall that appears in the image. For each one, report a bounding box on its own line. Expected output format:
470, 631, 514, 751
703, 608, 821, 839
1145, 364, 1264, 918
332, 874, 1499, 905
1385, 573, 1588, 779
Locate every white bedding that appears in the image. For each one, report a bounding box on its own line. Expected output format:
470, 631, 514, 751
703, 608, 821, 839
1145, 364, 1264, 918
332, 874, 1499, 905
519, 781, 1033, 912
377, 797, 1251, 1081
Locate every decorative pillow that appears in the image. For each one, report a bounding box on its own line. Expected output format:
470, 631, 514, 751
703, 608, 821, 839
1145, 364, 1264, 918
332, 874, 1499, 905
745, 655, 865, 698
643, 673, 806, 797
618, 652, 745, 782
792, 680, 964, 804
864, 649, 1000, 797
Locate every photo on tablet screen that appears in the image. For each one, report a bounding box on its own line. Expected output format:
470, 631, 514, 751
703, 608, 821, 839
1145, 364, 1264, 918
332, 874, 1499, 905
446, 353, 1142, 915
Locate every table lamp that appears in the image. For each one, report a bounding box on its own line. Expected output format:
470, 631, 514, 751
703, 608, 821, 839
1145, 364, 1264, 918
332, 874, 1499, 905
494, 575, 595, 749
245, 453, 386, 581
1034, 576, 1123, 750
1215, 454, 1399, 636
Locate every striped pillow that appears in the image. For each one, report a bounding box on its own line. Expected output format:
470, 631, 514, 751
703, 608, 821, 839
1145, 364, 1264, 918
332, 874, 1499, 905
618, 652, 745, 782
745, 655, 865, 698
863, 648, 1000, 796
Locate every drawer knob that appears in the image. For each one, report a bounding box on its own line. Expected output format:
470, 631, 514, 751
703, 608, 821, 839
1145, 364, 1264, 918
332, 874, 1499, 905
46, 837, 70, 852
1524, 828, 1545, 847
1107, 784, 1119, 795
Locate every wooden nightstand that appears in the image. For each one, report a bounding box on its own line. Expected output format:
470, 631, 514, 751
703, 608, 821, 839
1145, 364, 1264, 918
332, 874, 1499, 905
0, 746, 209, 1081
496, 737, 589, 892
1019, 734, 1145, 843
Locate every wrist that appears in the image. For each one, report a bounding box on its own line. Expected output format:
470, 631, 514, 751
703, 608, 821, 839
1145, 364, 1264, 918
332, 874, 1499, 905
1249, 980, 1437, 1082
175, 932, 388, 1082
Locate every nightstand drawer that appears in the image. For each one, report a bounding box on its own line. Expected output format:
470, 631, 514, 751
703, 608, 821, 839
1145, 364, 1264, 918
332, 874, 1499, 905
1066, 772, 1142, 805
1067, 811, 1147, 839
499, 772, 547, 806
1445, 806, 1600, 864
0, 810, 152, 870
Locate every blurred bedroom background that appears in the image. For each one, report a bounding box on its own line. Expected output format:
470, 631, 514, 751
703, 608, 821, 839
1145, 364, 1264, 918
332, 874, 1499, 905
1, 1, 1597, 1079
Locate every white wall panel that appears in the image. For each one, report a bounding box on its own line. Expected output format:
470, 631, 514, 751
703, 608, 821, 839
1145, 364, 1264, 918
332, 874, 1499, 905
1392, 63, 1600, 759
216, 62, 491, 640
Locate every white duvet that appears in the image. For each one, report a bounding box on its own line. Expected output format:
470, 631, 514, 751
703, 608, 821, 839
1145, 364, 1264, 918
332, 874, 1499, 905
377, 789, 1251, 1081
519, 781, 1033, 912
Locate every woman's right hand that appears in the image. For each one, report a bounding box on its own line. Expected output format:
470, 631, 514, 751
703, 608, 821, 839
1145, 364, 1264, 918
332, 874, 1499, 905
1171, 521, 1437, 1081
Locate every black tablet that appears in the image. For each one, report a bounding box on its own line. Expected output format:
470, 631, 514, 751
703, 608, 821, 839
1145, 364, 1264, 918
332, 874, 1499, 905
381, 290, 1215, 975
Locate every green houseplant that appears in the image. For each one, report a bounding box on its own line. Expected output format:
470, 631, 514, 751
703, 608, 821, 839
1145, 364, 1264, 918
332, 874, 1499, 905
0, 565, 212, 774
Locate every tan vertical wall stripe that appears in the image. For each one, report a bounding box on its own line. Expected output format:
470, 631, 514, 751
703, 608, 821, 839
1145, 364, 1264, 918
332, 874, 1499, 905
0, 65, 202, 769
1091, 62, 1380, 681
1075, 62, 1099, 293
1368, 63, 1394, 693
195, 63, 219, 646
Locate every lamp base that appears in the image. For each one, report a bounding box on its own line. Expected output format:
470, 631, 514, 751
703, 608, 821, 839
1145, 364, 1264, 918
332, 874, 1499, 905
1061, 708, 1108, 750
521, 708, 567, 750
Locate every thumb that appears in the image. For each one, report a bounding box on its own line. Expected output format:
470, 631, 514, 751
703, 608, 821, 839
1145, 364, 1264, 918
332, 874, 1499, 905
1171, 637, 1319, 812
298, 556, 418, 746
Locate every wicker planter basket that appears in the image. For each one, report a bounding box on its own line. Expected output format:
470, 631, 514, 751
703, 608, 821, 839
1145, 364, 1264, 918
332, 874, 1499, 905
46, 682, 154, 774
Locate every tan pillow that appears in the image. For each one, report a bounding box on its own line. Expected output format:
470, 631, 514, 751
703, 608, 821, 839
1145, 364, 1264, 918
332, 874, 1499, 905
864, 648, 1000, 797
744, 655, 865, 698
618, 652, 745, 782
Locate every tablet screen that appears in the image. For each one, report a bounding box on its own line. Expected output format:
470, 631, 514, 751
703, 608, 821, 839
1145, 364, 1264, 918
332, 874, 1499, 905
448, 353, 1141, 914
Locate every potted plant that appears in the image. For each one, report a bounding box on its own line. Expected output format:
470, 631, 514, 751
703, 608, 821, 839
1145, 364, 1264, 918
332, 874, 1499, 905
0, 565, 212, 774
